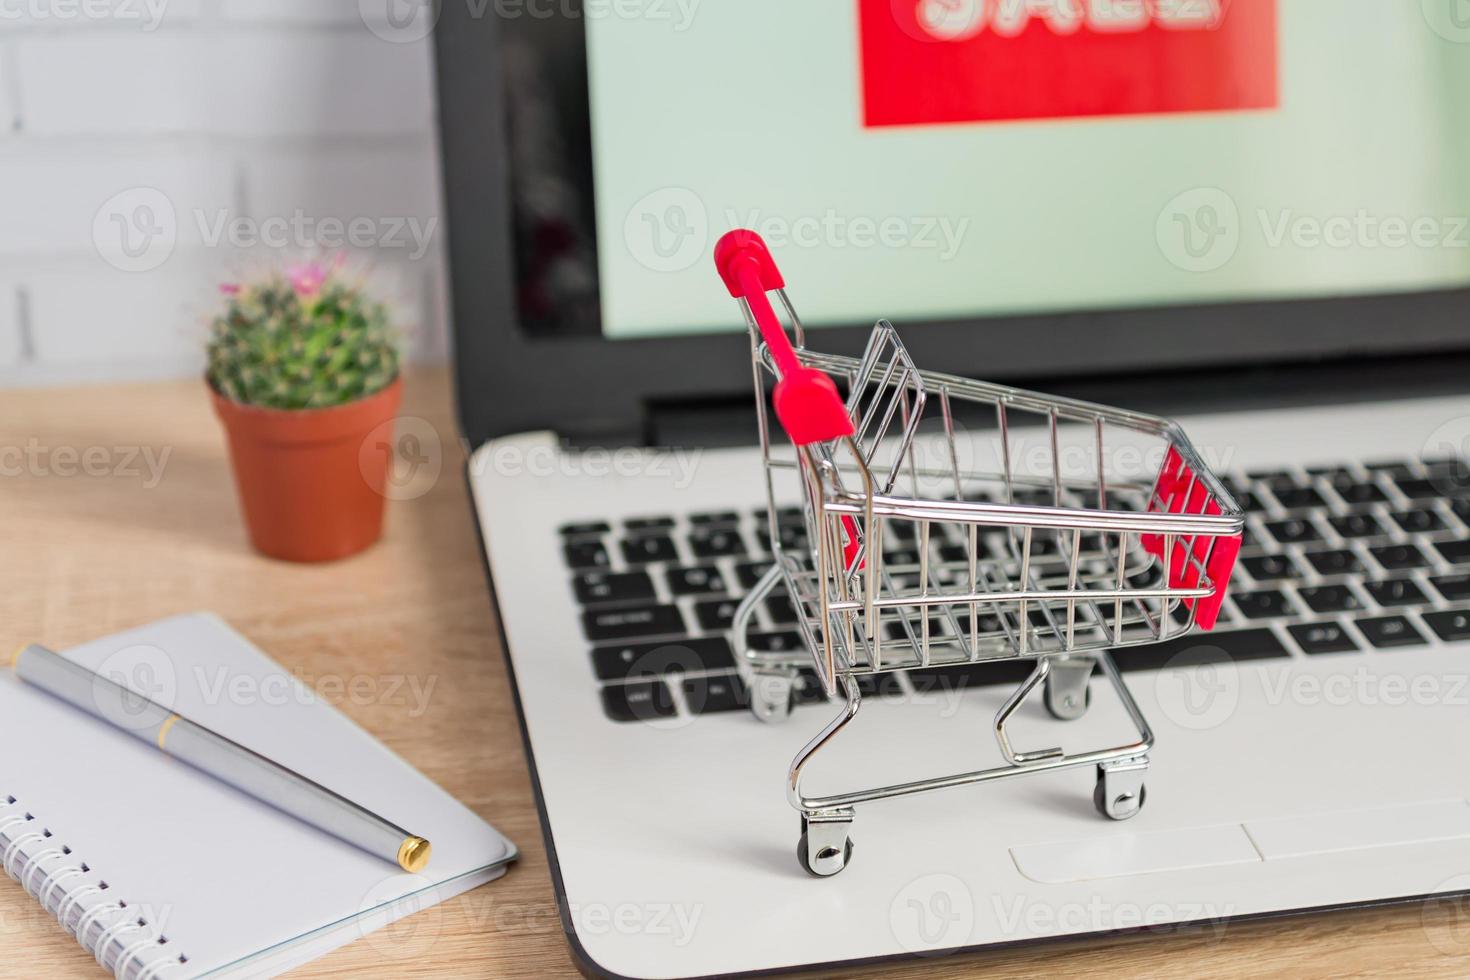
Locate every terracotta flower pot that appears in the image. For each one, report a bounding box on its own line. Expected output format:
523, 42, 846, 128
210, 377, 403, 563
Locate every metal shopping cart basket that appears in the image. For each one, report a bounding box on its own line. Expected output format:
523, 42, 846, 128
713, 230, 1245, 877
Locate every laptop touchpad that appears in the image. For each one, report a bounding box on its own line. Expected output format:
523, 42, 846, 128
1012, 800, 1470, 883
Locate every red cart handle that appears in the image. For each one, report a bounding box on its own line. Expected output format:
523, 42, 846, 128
715, 230, 855, 447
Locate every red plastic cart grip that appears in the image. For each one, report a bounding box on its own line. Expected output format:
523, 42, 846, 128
714, 230, 854, 447
1141, 449, 1240, 631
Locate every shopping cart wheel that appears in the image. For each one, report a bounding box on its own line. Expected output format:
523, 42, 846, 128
798, 811, 855, 877
1093, 759, 1149, 821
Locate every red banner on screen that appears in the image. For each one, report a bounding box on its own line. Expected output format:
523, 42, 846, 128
860, 0, 1278, 127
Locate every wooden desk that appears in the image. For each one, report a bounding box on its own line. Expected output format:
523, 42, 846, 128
1, 369, 1464, 979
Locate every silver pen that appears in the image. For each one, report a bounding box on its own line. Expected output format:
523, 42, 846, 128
11, 643, 431, 873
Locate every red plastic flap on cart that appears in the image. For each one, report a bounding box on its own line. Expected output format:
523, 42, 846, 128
1142, 450, 1240, 631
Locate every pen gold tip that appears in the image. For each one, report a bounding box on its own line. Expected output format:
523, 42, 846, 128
397, 836, 431, 873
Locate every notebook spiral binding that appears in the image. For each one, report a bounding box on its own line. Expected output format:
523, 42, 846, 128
1, 795, 185, 980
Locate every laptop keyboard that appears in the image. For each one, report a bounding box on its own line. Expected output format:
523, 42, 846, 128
562, 458, 1470, 722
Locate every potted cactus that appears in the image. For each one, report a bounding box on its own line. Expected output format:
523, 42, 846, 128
208, 260, 402, 563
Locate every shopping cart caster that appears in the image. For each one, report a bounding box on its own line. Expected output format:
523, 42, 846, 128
1043, 656, 1094, 721
1093, 758, 1149, 820
750, 668, 798, 723
798, 810, 855, 877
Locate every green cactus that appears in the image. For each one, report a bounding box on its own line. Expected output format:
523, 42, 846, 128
207, 266, 401, 411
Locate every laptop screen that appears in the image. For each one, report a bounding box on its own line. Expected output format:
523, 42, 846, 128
504, 0, 1470, 342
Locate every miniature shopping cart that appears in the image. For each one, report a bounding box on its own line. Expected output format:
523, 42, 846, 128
713, 230, 1245, 877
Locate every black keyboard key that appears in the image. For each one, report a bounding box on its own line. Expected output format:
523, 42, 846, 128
747, 631, 804, 653
907, 659, 1036, 692
601, 680, 675, 721
1249, 470, 1295, 488
1329, 514, 1384, 539
1355, 615, 1427, 649
621, 535, 679, 565
1233, 589, 1297, 620
582, 604, 686, 642
766, 594, 799, 624
938, 542, 986, 564
763, 524, 810, 552
1431, 574, 1470, 601
1435, 540, 1470, 565
666, 565, 728, 596
625, 516, 675, 531
682, 674, 749, 714
560, 521, 610, 536
885, 616, 948, 641
1288, 622, 1359, 655
1241, 554, 1302, 582
792, 668, 830, 705
695, 597, 741, 631
563, 539, 610, 570
1297, 584, 1363, 613
1305, 549, 1363, 576
855, 674, 905, 698
591, 637, 736, 680
1391, 509, 1446, 534
1265, 519, 1322, 545
1395, 478, 1445, 501
689, 527, 746, 559
754, 506, 804, 525
690, 511, 740, 525
883, 548, 923, 567
1367, 461, 1414, 479
1336, 481, 1388, 506
1370, 544, 1430, 571
1272, 486, 1326, 510
1238, 490, 1263, 512
736, 561, 772, 589
1423, 610, 1470, 643
1364, 579, 1429, 608
573, 571, 655, 606
1113, 629, 1288, 672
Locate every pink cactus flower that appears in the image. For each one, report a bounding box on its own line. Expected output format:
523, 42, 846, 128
287, 261, 329, 297
219, 283, 241, 296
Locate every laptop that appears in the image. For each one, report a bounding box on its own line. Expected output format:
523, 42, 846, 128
433, 2, 1470, 976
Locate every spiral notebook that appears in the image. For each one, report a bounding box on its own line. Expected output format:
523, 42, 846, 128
0, 612, 516, 979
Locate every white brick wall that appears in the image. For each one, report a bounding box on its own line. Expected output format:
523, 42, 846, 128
0, 0, 448, 388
